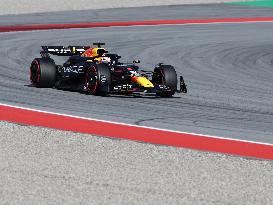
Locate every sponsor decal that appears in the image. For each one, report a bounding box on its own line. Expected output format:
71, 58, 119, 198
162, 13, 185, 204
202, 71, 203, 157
62, 66, 83, 73
113, 84, 133, 90
100, 75, 107, 83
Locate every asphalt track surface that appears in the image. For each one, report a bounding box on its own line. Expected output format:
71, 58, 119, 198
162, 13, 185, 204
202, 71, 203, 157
1, 21, 273, 144
1, 5, 273, 147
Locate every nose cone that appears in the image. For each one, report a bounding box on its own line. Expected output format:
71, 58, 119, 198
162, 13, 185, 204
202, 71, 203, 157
132, 76, 154, 88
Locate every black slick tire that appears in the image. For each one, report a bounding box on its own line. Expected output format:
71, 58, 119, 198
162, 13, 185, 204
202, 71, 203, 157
30, 58, 56, 88
153, 65, 178, 97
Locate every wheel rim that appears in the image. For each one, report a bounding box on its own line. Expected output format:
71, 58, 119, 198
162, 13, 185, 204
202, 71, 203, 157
85, 66, 98, 94
153, 69, 165, 85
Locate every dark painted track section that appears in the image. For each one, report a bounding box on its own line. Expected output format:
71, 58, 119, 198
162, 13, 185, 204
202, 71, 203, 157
1, 4, 273, 26
1, 21, 273, 144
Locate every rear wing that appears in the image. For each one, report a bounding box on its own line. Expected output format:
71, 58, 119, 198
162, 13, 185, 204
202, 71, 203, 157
41, 46, 91, 57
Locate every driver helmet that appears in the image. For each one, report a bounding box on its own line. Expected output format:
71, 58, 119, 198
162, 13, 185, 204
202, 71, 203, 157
82, 47, 106, 57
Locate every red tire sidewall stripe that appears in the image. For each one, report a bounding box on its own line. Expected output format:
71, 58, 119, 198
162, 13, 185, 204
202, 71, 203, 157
30, 60, 41, 85
85, 66, 98, 94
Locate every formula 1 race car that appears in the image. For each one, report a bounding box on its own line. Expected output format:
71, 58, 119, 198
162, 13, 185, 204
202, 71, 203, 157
30, 43, 187, 97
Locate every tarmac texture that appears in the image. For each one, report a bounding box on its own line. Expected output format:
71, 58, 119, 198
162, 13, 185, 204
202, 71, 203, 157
1, 22, 273, 143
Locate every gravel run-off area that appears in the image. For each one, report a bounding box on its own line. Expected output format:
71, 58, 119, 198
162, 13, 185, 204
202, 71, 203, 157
1, 121, 273, 204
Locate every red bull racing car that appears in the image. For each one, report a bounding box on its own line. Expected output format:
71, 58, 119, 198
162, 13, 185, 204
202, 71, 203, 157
30, 43, 187, 97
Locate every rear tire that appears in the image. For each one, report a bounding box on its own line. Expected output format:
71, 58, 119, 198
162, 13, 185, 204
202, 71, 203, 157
30, 58, 56, 88
85, 64, 111, 96
152, 65, 177, 97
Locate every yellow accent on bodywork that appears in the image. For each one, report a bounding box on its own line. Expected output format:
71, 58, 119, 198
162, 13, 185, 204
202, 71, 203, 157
134, 77, 154, 88
92, 48, 105, 57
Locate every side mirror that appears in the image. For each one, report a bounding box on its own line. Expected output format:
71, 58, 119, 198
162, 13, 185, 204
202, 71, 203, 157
133, 60, 140, 64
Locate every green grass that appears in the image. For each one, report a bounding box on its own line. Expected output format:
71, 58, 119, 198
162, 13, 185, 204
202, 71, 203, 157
228, 0, 273, 8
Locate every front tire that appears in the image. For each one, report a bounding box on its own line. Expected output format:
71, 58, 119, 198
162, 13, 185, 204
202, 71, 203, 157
30, 58, 56, 88
152, 65, 177, 97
